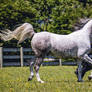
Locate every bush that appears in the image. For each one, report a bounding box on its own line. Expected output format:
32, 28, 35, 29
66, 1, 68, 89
0, 0, 92, 47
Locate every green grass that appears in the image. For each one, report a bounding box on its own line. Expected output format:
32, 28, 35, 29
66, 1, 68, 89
0, 66, 92, 92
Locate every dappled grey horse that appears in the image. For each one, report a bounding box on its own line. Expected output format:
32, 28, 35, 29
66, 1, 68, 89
1, 20, 92, 83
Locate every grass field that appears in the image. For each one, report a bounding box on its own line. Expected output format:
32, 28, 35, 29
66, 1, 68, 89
0, 66, 92, 92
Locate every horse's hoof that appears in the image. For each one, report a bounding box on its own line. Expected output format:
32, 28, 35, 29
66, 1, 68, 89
28, 78, 32, 81
38, 80, 45, 83
77, 80, 84, 82
88, 76, 92, 81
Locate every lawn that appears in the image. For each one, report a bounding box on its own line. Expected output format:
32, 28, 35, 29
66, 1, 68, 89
0, 66, 92, 92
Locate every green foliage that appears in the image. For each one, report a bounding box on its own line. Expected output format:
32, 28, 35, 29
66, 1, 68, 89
0, 0, 36, 30
0, 0, 92, 47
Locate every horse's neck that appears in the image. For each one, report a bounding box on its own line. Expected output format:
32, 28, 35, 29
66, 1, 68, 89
82, 20, 92, 35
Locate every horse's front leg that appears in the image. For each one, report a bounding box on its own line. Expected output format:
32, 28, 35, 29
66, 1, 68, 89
83, 54, 92, 64
28, 59, 35, 81
75, 61, 90, 79
34, 57, 44, 83
77, 60, 83, 82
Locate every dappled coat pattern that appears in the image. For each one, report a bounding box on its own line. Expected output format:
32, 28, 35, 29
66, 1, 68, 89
0, 20, 92, 83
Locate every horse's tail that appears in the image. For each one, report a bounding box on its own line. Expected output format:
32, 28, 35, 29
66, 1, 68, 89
0, 23, 35, 44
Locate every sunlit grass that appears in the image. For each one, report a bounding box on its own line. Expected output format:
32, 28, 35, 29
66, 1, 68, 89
0, 66, 92, 92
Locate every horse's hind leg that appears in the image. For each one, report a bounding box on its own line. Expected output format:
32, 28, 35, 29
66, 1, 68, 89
28, 59, 35, 81
34, 57, 44, 83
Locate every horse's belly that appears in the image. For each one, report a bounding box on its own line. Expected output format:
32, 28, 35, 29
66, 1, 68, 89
51, 48, 77, 59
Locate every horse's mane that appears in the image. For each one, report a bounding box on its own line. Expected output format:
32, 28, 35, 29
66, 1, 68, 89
74, 18, 92, 30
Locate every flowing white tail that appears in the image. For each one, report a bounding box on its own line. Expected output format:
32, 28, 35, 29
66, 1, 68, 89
0, 23, 35, 44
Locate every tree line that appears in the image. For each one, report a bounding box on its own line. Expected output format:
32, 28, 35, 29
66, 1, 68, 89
0, 0, 92, 47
